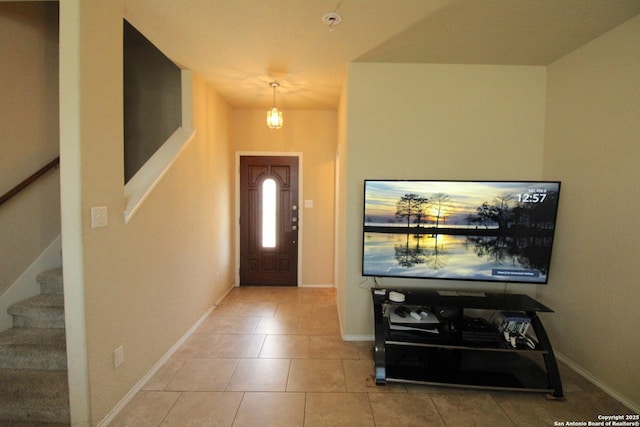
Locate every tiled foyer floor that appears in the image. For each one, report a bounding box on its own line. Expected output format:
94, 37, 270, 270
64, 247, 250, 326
105, 286, 633, 426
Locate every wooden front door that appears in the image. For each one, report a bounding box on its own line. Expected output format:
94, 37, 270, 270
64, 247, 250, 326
239, 156, 299, 286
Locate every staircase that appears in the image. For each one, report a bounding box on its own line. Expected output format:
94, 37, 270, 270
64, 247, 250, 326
0, 268, 70, 424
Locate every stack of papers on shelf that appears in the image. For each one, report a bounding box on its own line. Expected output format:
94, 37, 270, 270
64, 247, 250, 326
390, 325, 439, 334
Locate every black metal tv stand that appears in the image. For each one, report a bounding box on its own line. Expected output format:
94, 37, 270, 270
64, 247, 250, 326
371, 288, 564, 399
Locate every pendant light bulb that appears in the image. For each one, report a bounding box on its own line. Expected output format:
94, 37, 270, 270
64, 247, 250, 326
267, 81, 283, 129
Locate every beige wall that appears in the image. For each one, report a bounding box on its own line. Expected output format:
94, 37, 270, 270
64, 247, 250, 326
232, 110, 337, 286
0, 2, 60, 295
540, 15, 640, 409
340, 63, 547, 338
59, 1, 234, 424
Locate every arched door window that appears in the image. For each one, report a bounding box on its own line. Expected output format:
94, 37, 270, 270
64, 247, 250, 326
262, 178, 277, 248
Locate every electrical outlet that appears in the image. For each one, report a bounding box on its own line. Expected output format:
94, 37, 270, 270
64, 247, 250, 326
114, 345, 124, 368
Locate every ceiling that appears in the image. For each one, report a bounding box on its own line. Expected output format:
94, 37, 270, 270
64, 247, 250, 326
124, 0, 640, 110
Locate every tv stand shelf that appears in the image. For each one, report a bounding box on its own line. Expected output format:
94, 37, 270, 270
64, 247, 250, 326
371, 288, 564, 398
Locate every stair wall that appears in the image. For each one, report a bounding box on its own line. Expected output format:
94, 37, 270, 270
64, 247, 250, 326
0, 235, 62, 332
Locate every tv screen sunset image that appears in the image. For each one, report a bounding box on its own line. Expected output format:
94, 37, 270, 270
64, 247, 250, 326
362, 180, 561, 284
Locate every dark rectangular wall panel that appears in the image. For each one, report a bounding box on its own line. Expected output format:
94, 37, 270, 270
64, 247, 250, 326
123, 20, 182, 183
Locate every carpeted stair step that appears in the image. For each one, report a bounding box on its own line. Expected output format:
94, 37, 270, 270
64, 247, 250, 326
0, 368, 70, 424
7, 294, 65, 329
0, 266, 69, 424
37, 268, 64, 295
0, 328, 67, 370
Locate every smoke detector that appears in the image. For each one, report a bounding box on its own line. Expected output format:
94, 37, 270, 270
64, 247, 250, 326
322, 12, 342, 30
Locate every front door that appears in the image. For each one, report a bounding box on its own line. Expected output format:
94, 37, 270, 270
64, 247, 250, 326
239, 156, 299, 286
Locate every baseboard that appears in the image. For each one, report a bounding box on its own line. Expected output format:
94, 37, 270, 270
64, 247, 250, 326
333, 299, 374, 343
342, 333, 374, 342
215, 284, 236, 305
298, 283, 335, 288
0, 235, 62, 331
96, 304, 215, 427
230, 283, 335, 288
555, 352, 639, 414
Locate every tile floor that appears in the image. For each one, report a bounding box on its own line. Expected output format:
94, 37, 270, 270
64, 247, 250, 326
14, 286, 631, 427
108, 286, 635, 426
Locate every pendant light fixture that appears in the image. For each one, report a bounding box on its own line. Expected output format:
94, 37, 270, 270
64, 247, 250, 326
266, 81, 283, 129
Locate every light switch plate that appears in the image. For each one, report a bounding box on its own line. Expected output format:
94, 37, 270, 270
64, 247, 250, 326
304, 200, 313, 208
91, 206, 109, 228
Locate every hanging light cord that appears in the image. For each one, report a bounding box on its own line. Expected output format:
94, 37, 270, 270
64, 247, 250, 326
271, 81, 279, 107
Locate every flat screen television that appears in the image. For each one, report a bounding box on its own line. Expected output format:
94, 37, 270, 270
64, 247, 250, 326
362, 180, 561, 284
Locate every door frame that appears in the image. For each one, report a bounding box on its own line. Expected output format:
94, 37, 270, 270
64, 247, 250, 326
235, 151, 303, 287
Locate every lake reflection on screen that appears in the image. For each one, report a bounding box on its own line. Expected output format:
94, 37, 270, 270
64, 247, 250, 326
363, 232, 550, 283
